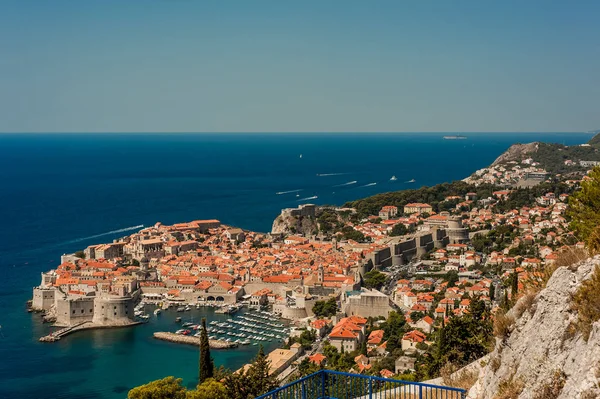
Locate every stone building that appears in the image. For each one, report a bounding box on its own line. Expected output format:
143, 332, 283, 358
342, 288, 393, 319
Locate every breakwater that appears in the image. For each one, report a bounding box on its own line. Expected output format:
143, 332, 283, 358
153, 332, 237, 349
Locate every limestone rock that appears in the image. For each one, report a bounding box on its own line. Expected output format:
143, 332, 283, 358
491, 142, 539, 166
468, 257, 600, 399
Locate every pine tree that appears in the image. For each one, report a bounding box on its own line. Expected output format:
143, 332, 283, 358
489, 283, 496, 301
245, 345, 278, 396
199, 318, 214, 383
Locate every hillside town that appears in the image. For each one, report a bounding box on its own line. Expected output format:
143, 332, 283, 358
30, 152, 591, 382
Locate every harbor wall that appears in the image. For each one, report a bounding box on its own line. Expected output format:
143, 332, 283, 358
32, 287, 55, 311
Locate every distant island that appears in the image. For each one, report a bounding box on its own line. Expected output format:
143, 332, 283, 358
442, 135, 467, 140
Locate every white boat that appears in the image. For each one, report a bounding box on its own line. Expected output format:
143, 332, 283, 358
406, 179, 415, 183
390, 175, 397, 181
154, 309, 161, 315
299, 154, 303, 159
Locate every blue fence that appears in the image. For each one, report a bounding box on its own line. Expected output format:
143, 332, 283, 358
256, 370, 466, 399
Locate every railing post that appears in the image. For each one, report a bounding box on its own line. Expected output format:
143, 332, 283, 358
321, 371, 326, 399
301, 381, 306, 399
368, 376, 373, 399
419, 384, 423, 399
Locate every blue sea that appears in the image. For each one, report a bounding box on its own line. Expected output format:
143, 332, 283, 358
0, 132, 592, 399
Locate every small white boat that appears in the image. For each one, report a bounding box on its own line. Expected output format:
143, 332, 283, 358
406, 179, 415, 183
390, 175, 397, 181
154, 309, 161, 315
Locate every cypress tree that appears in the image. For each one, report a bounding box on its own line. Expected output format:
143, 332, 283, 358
511, 271, 519, 298
489, 284, 496, 301
199, 318, 214, 383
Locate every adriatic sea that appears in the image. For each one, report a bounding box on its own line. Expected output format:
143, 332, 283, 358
0, 132, 592, 398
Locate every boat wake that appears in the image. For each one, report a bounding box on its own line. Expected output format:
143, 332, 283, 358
276, 189, 303, 195
316, 173, 347, 177
63, 225, 145, 245
359, 182, 377, 187
334, 181, 357, 187
297, 196, 318, 201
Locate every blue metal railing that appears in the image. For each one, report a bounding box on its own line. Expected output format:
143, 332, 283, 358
256, 370, 466, 399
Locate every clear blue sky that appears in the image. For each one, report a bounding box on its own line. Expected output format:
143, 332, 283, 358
1, 0, 599, 133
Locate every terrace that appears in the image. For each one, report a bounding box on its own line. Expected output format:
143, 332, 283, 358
257, 370, 466, 399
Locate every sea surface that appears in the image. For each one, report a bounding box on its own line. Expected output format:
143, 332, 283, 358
0, 132, 593, 399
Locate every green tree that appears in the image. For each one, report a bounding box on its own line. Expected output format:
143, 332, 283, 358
568, 166, 600, 250
187, 379, 228, 399
312, 297, 337, 317
421, 297, 493, 379
199, 318, 214, 383
246, 346, 278, 395
74, 250, 85, 259
297, 357, 320, 377
445, 271, 459, 288
390, 224, 408, 237
489, 284, 495, 301
128, 377, 187, 399
363, 270, 386, 290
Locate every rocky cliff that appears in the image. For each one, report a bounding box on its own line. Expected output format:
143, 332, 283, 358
271, 211, 318, 235
491, 142, 539, 166
467, 257, 600, 399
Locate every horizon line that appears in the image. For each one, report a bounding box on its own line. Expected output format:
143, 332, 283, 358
0, 131, 594, 135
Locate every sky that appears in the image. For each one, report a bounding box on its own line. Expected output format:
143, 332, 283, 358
1, 0, 599, 133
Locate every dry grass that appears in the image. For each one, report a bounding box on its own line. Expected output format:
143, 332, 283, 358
581, 389, 599, 399
571, 264, 600, 341
533, 370, 566, 399
490, 356, 501, 373
494, 375, 524, 399
494, 311, 516, 340
555, 246, 589, 269
440, 363, 478, 391
513, 291, 537, 320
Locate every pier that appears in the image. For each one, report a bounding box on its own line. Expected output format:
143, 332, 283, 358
153, 332, 238, 349
39, 320, 142, 342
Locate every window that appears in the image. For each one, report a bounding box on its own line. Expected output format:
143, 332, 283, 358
72, 310, 76, 314
81, 309, 84, 314
114, 312, 117, 316
90, 309, 93, 313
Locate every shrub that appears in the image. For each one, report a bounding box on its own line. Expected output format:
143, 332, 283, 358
494, 376, 524, 399
493, 312, 515, 340
555, 246, 589, 269
533, 370, 566, 399
572, 264, 600, 341
490, 356, 501, 372
440, 363, 478, 390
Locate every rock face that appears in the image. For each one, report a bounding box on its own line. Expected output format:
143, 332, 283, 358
271, 212, 318, 236
491, 142, 539, 166
468, 257, 600, 399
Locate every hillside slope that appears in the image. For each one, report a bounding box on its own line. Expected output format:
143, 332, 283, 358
468, 258, 600, 398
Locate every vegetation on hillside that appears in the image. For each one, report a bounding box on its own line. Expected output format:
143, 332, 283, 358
568, 166, 600, 249
527, 143, 600, 174
127, 377, 227, 399
344, 181, 499, 218
363, 270, 387, 290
